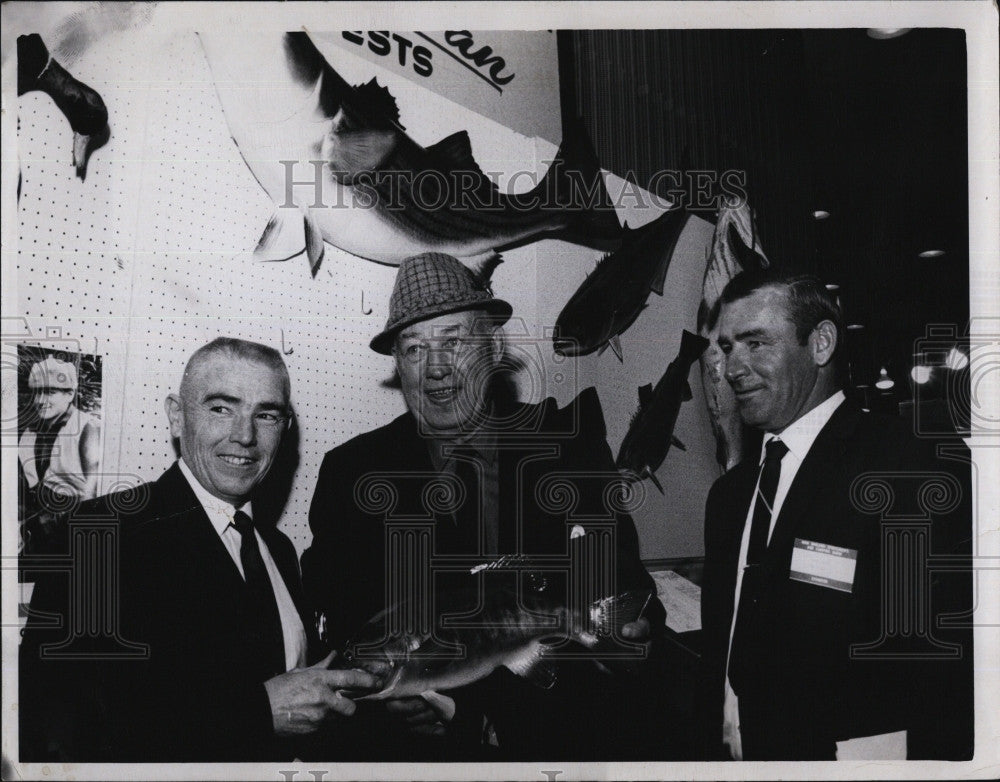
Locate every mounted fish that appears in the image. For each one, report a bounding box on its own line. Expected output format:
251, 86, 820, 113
552, 207, 690, 361
335, 585, 653, 700
17, 33, 109, 181
697, 199, 769, 471
616, 329, 709, 492
199, 31, 621, 277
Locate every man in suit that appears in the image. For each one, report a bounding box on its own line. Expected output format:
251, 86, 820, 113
20, 338, 377, 761
700, 270, 973, 760
303, 253, 670, 760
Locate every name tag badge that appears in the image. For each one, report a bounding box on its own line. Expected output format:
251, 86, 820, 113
789, 538, 857, 593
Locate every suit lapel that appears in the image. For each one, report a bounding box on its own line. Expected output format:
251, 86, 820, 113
759, 402, 860, 580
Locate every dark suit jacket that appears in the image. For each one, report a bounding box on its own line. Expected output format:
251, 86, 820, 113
302, 388, 672, 760
20, 463, 320, 762
700, 400, 973, 760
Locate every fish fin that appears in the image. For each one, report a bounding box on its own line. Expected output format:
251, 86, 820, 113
671, 435, 687, 451
326, 128, 397, 174
427, 130, 485, 178
638, 383, 653, 408
536, 116, 622, 244
680, 329, 711, 361
649, 209, 689, 295
596, 342, 608, 357
254, 210, 306, 264
682, 380, 693, 401
353, 77, 402, 125
303, 209, 325, 277
505, 642, 558, 690
608, 335, 623, 362
647, 469, 665, 494
471, 252, 504, 283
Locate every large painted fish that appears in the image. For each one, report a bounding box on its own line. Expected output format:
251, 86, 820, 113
17, 33, 109, 180
335, 585, 653, 701
199, 31, 621, 276
552, 207, 690, 361
616, 329, 709, 492
698, 200, 769, 471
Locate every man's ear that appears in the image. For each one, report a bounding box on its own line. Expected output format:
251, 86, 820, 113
164, 394, 184, 439
810, 320, 838, 367
489, 326, 505, 365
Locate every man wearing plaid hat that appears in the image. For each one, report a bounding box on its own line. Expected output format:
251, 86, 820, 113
303, 253, 670, 760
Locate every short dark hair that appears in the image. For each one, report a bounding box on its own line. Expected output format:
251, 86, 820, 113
180, 337, 290, 403
719, 269, 844, 363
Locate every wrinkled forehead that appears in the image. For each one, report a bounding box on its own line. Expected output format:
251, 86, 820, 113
719, 286, 793, 331
397, 310, 490, 342
184, 355, 290, 406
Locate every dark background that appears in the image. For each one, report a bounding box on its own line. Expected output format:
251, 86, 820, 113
560, 28, 969, 406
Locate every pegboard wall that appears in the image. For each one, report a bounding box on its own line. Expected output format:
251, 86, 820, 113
10, 20, 718, 559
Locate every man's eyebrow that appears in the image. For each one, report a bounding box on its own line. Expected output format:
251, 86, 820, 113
201, 393, 241, 405
733, 328, 770, 342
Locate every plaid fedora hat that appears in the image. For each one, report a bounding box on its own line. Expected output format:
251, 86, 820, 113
370, 253, 512, 355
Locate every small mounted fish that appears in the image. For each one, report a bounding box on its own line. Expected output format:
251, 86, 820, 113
616, 329, 710, 492
335, 586, 654, 700
17, 33, 110, 180
553, 207, 690, 361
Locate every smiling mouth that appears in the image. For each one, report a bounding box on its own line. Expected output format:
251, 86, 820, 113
734, 387, 763, 400
425, 387, 458, 402
219, 455, 256, 466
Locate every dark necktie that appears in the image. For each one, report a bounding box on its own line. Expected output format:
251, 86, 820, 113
232, 510, 286, 677
728, 438, 789, 694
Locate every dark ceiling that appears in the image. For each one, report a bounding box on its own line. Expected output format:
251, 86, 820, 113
562, 28, 969, 401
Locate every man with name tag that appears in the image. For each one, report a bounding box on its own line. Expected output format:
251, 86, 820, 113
20, 338, 378, 761
699, 270, 972, 761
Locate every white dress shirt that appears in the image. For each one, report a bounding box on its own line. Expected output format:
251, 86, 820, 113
722, 390, 846, 759
178, 459, 308, 672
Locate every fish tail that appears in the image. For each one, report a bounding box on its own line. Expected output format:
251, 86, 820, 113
534, 117, 622, 244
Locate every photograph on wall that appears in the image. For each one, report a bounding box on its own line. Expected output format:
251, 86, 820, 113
1, 2, 997, 781
16, 345, 103, 563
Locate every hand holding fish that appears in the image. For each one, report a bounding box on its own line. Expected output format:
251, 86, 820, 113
621, 616, 652, 643
384, 692, 455, 738
264, 651, 379, 737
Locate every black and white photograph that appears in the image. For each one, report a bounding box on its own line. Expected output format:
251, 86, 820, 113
16, 345, 103, 560
1, 2, 997, 780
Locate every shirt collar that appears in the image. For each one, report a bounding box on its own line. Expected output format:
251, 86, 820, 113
760, 390, 846, 465
177, 458, 252, 536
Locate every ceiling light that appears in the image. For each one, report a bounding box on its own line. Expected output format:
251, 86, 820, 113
846, 324, 864, 331
867, 28, 912, 40
918, 249, 945, 258
813, 210, 830, 220
875, 366, 895, 390
825, 284, 840, 293
910, 365, 933, 384
946, 346, 969, 371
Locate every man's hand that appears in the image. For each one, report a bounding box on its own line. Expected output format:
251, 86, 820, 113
384, 691, 455, 738
621, 616, 651, 642
264, 651, 379, 736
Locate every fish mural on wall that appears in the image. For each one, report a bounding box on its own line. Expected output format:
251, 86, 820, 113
698, 199, 769, 471
16, 33, 109, 181
199, 31, 621, 277
335, 584, 654, 700
552, 207, 691, 361
616, 329, 709, 492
